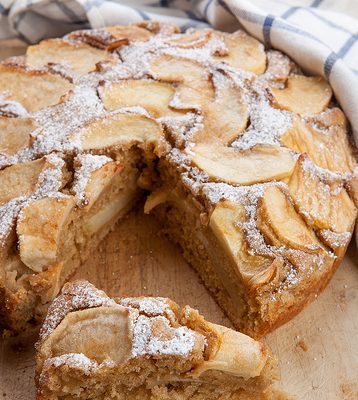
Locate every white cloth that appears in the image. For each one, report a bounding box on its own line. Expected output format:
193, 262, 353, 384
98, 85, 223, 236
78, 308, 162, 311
0, 0, 357, 139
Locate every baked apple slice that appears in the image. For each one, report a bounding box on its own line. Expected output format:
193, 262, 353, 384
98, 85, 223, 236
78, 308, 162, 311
195, 77, 249, 144
78, 113, 164, 152
212, 31, 266, 74
270, 75, 332, 115
257, 185, 323, 253
17, 197, 75, 272
210, 201, 279, 289
26, 39, 116, 74
288, 155, 357, 235
0, 117, 34, 156
164, 30, 212, 48
66, 25, 152, 50
263, 50, 294, 83
0, 157, 59, 205
189, 143, 296, 185
149, 54, 214, 108
281, 117, 355, 173
0, 64, 73, 112
100, 79, 184, 117
71, 155, 140, 237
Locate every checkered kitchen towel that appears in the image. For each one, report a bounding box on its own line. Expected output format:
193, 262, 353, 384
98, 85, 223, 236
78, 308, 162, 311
0, 0, 357, 141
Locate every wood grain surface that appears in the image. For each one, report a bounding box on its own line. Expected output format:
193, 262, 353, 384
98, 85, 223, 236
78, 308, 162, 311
0, 45, 357, 400
1, 208, 358, 400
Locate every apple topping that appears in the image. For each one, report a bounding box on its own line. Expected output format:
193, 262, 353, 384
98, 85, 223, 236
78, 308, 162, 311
270, 75, 332, 115
165, 30, 212, 48
288, 155, 357, 234
195, 322, 268, 379
263, 50, 295, 82
78, 113, 164, 152
149, 54, 214, 108
67, 25, 152, 50
83, 167, 139, 236
26, 39, 116, 74
193, 77, 249, 145
0, 116, 34, 156
40, 306, 132, 364
17, 197, 75, 272
281, 117, 355, 173
0, 158, 49, 205
210, 201, 279, 289
190, 143, 296, 185
135, 21, 180, 35
257, 186, 323, 253
100, 79, 184, 117
0, 64, 73, 112
212, 31, 266, 74
306, 107, 346, 129
73, 160, 123, 208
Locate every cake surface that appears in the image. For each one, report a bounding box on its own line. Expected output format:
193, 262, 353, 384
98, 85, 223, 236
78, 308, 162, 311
36, 280, 277, 399
0, 22, 357, 337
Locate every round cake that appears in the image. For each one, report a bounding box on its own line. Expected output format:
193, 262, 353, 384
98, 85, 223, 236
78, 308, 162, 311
0, 22, 356, 337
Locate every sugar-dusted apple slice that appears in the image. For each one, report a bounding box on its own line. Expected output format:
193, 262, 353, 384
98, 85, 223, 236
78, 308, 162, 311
189, 143, 296, 185
135, 20, 180, 35
100, 79, 184, 117
306, 107, 346, 129
210, 201, 279, 290
17, 197, 76, 272
71, 154, 117, 207
281, 117, 355, 173
0, 158, 52, 205
77, 112, 164, 152
288, 155, 357, 235
149, 54, 214, 108
263, 50, 294, 83
0, 116, 34, 156
66, 25, 152, 50
199, 75, 249, 144
270, 75, 332, 115
36, 281, 276, 400
71, 154, 140, 236
26, 39, 116, 74
212, 31, 266, 74
257, 185, 323, 253
0, 64, 73, 112
164, 30, 212, 48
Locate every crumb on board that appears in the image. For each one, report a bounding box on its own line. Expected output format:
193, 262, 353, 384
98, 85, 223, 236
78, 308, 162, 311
297, 339, 308, 352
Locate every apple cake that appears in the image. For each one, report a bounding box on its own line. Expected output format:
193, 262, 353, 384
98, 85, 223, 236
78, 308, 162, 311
0, 22, 357, 337
35, 280, 277, 399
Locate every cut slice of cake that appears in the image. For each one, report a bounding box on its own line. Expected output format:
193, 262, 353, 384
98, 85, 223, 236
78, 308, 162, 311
36, 281, 278, 400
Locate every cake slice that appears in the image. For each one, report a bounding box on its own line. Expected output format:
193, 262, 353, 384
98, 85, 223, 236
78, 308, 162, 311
35, 281, 277, 400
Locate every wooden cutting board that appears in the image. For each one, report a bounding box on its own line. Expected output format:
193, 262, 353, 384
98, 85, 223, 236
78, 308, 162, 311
1, 208, 357, 400
0, 45, 357, 400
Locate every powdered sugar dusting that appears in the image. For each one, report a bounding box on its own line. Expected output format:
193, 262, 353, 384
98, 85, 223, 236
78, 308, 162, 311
0, 94, 28, 117
131, 315, 195, 358
44, 353, 97, 374
232, 97, 292, 150
72, 154, 112, 203
38, 281, 117, 344
120, 297, 171, 317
